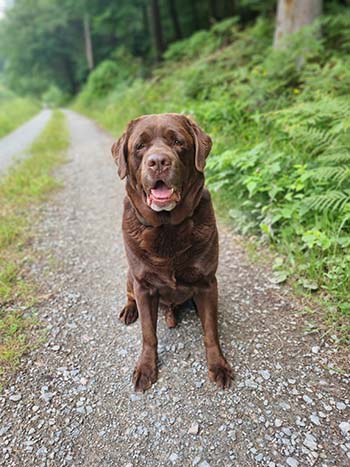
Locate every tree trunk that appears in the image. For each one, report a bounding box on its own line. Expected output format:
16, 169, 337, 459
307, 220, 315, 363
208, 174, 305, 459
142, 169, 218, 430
64, 57, 78, 95
83, 13, 94, 70
225, 0, 236, 17
167, 0, 182, 40
208, 0, 219, 22
149, 0, 165, 62
142, 1, 149, 40
274, 0, 322, 49
190, 0, 200, 30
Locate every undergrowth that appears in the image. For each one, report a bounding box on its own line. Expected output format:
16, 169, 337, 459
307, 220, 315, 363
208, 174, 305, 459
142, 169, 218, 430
0, 110, 69, 385
74, 9, 350, 344
0, 85, 40, 138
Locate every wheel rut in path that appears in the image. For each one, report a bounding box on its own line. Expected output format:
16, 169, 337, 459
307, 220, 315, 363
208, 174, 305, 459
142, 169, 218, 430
0, 109, 52, 175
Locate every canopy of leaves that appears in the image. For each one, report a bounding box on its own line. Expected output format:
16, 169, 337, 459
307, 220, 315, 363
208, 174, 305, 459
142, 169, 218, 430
0, 0, 292, 97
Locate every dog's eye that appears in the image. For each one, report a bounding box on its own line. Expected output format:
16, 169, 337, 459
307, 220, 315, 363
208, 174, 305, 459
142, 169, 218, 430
174, 139, 183, 146
136, 143, 145, 151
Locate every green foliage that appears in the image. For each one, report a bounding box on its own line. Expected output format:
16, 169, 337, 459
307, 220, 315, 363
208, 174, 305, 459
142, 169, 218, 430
0, 0, 87, 95
78, 48, 142, 104
0, 85, 40, 138
164, 30, 214, 61
75, 12, 350, 342
0, 0, 251, 96
42, 85, 68, 108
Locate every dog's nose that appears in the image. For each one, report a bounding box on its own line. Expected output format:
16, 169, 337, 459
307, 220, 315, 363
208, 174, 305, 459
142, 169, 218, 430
147, 154, 171, 172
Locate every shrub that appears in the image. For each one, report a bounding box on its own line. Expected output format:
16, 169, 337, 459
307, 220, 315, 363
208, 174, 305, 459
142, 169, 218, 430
79, 47, 142, 104
42, 85, 68, 108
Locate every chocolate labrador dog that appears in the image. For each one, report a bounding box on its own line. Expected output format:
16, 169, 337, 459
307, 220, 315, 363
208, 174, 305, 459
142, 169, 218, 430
112, 113, 232, 392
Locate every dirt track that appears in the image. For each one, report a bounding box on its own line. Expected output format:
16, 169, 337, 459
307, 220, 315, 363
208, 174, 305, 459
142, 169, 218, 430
0, 110, 349, 466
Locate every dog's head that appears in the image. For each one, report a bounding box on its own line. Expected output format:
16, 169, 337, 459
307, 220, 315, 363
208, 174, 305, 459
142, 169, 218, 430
111, 113, 212, 217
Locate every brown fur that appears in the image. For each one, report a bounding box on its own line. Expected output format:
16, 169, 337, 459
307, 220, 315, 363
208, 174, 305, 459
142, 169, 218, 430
112, 113, 232, 392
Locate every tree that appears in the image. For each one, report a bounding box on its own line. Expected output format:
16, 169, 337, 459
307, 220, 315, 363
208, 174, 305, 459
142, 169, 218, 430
0, 0, 85, 95
149, 0, 165, 61
274, 0, 323, 48
167, 0, 182, 40
83, 12, 94, 70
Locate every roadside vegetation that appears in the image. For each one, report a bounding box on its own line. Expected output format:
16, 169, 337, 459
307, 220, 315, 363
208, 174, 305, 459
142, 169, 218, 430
0, 110, 69, 385
75, 9, 350, 344
0, 85, 40, 138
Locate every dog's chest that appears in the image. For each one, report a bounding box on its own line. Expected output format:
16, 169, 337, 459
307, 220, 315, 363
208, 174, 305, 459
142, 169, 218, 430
138, 221, 208, 288
140, 220, 194, 258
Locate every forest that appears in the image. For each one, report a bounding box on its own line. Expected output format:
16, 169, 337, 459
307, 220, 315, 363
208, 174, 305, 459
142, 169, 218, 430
1, 0, 350, 342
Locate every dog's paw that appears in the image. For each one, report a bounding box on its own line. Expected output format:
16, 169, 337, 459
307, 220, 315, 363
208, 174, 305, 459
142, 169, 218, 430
132, 362, 158, 392
119, 303, 138, 325
208, 358, 233, 389
164, 306, 177, 328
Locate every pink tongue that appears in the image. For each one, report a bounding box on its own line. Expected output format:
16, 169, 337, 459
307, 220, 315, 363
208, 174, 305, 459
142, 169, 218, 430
150, 185, 173, 199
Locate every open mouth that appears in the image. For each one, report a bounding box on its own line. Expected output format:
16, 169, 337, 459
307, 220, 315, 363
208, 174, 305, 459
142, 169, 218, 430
146, 180, 180, 211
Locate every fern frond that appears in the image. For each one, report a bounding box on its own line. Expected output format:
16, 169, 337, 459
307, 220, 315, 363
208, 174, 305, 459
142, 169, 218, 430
270, 97, 350, 129
309, 166, 350, 184
318, 151, 350, 165
304, 190, 350, 213
288, 126, 336, 155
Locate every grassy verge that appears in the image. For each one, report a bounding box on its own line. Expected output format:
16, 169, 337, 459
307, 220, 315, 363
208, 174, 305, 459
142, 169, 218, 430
0, 110, 69, 386
74, 11, 350, 345
0, 86, 40, 138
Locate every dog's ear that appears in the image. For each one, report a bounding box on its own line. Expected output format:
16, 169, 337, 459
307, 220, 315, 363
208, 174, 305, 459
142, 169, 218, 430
111, 117, 146, 179
111, 131, 128, 180
186, 116, 212, 173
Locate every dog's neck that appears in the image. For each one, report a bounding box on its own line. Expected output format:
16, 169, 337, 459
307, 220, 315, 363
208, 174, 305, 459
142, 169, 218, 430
125, 176, 204, 227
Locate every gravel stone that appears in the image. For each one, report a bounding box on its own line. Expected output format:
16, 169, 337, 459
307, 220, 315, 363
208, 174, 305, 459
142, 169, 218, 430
302, 395, 313, 405
303, 433, 317, 451
260, 370, 271, 380
9, 394, 22, 402
336, 402, 346, 411
310, 414, 321, 426
286, 457, 299, 467
169, 453, 178, 463
339, 422, 350, 438
188, 423, 200, 435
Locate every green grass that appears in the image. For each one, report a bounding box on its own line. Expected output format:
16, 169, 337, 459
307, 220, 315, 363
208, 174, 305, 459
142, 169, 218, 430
0, 110, 69, 384
74, 11, 350, 345
0, 86, 40, 138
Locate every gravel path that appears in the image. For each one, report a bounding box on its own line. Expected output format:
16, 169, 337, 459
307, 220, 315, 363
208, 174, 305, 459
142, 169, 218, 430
0, 110, 349, 467
0, 109, 51, 175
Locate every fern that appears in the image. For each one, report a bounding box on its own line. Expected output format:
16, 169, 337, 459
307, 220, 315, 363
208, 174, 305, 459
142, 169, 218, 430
310, 166, 350, 185
319, 151, 350, 165
304, 190, 350, 213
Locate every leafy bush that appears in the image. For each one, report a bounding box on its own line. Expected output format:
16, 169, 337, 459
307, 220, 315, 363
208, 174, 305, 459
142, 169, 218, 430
42, 85, 68, 108
0, 86, 40, 138
78, 47, 142, 104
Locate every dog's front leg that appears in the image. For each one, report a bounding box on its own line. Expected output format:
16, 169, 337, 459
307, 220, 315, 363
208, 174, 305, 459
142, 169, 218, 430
194, 278, 233, 389
132, 281, 159, 392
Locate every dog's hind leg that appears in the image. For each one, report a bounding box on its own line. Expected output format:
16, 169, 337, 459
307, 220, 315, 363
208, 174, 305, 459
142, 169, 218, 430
119, 271, 139, 325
